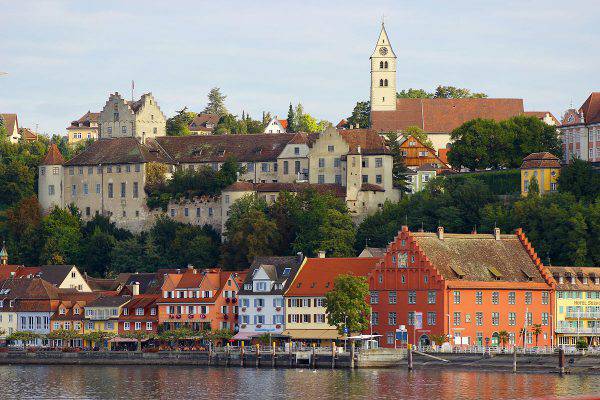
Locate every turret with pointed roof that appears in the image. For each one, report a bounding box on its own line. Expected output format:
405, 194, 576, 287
370, 22, 397, 112
38, 144, 65, 211
41, 143, 65, 165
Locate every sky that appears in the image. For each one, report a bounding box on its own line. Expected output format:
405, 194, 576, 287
0, 0, 598, 136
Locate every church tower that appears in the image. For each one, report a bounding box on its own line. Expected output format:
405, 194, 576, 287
370, 23, 397, 112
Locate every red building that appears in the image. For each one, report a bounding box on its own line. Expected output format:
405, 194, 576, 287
369, 226, 555, 348
118, 294, 159, 335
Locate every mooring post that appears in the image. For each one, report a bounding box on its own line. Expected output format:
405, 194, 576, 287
289, 340, 293, 367
512, 346, 517, 373
226, 343, 230, 367
350, 340, 355, 369
407, 344, 413, 371
559, 347, 565, 375
312, 343, 317, 369
256, 344, 261, 367
332, 343, 336, 369
241, 342, 245, 367
272, 341, 276, 367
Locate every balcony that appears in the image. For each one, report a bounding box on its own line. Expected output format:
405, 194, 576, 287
555, 326, 600, 334
565, 311, 600, 320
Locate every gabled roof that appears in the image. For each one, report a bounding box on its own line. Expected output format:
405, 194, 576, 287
523, 111, 559, 125
580, 92, 600, 125
238, 256, 304, 295
278, 119, 288, 130
548, 266, 600, 290
153, 134, 295, 163
33, 265, 76, 286
520, 152, 561, 169
359, 247, 386, 258
85, 276, 122, 292
68, 111, 99, 129
0, 114, 18, 134
285, 257, 378, 296
65, 137, 172, 166
19, 127, 38, 141
337, 129, 389, 155
116, 272, 162, 294
371, 98, 524, 134
410, 231, 547, 284
41, 144, 65, 165
189, 113, 220, 130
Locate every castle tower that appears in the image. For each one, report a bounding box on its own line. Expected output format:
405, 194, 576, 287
370, 23, 397, 112
38, 143, 65, 212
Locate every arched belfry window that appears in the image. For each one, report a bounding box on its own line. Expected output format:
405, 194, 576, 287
380, 79, 384, 87
380, 61, 384, 69
384, 61, 388, 69
384, 79, 388, 87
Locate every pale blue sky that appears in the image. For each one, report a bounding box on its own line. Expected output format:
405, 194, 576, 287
0, 0, 598, 135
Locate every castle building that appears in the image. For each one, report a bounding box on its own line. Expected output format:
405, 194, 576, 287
39, 144, 66, 211
98, 92, 166, 141
559, 92, 600, 163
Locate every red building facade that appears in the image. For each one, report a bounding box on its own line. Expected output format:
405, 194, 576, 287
369, 226, 555, 348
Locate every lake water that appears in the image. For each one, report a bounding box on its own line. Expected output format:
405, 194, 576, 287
2, 365, 600, 399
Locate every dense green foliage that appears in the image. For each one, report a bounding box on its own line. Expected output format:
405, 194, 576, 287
222, 190, 356, 269
213, 113, 266, 135
146, 158, 242, 210
357, 162, 600, 267
347, 101, 370, 129
325, 274, 371, 335
397, 85, 488, 99
383, 131, 410, 194
442, 169, 521, 196
448, 116, 562, 170
203, 87, 228, 116
166, 107, 197, 136
283, 103, 330, 133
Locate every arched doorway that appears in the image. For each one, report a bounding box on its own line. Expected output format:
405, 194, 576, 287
491, 332, 499, 346
419, 334, 430, 347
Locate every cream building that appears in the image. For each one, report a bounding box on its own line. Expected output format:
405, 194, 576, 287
98, 92, 166, 141
67, 111, 99, 144
370, 23, 397, 112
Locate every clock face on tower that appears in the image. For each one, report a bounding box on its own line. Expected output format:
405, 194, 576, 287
379, 47, 388, 55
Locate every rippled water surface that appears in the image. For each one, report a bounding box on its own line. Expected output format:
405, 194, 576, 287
2, 365, 600, 399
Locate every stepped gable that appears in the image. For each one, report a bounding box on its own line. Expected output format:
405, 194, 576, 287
41, 144, 65, 165
154, 133, 295, 163
515, 228, 556, 287
337, 129, 389, 155
371, 98, 524, 133
520, 152, 561, 169
65, 137, 172, 166
410, 230, 548, 284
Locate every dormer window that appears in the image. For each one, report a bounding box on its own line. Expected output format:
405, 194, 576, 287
244, 284, 252, 291
59, 308, 66, 315
74, 307, 80, 315
583, 277, 588, 284
256, 282, 268, 292
571, 276, 576, 284
595, 277, 599, 285
559, 276, 564, 284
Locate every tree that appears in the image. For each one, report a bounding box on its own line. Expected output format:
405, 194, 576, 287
315, 209, 356, 257
4, 195, 43, 265
325, 274, 371, 335
78, 227, 116, 277
203, 87, 228, 116
109, 234, 162, 275
145, 162, 168, 192
433, 85, 487, 99
347, 101, 370, 129
558, 159, 600, 202
397, 88, 433, 99
83, 331, 115, 351
39, 206, 82, 264
447, 118, 500, 171
531, 324, 542, 347
527, 176, 540, 197
497, 330, 510, 348
286, 104, 296, 133
297, 113, 320, 133
7, 331, 40, 347
166, 107, 196, 136
293, 104, 304, 132
402, 125, 434, 148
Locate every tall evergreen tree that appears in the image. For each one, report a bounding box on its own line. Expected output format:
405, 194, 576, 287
203, 87, 228, 116
286, 103, 296, 132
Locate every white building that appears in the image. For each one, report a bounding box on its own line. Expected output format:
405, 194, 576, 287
235, 256, 304, 341
263, 117, 288, 134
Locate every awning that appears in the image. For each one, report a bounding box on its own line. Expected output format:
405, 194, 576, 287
232, 332, 254, 340
283, 329, 341, 340
109, 337, 148, 343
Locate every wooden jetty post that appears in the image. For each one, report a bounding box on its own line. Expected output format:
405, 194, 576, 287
311, 343, 317, 369
407, 344, 413, 371
331, 343, 336, 369
288, 340, 293, 367
240, 342, 245, 367
512, 346, 517, 373
272, 341, 276, 367
350, 340, 355, 369
256, 344, 261, 367
226, 344, 230, 367
559, 347, 565, 375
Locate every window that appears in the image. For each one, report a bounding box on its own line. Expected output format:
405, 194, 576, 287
335, 175, 342, 184
48, 185, 55, 196
388, 312, 397, 326
492, 292, 499, 304
318, 158, 325, 168
120, 182, 126, 198
508, 292, 516, 305
133, 182, 139, 198
124, 322, 130, 331
146, 322, 153, 331
370, 291, 379, 304
261, 163, 269, 172
376, 175, 382, 184
362, 158, 369, 168
294, 161, 300, 174
408, 291, 416, 304
71, 184, 77, 197
41, 167, 45, 175
294, 147, 300, 155
525, 292, 532, 305
83, 183, 89, 195
526, 312, 532, 326
184, 208, 189, 217
334, 158, 341, 168
428, 291, 436, 304
389, 291, 397, 304
96, 183, 101, 194
136, 308, 144, 316
427, 312, 436, 326
108, 183, 113, 198
52, 166, 59, 175
379, 79, 384, 87
475, 312, 483, 326
475, 291, 482, 304
371, 312, 379, 326
362, 175, 368, 183
69, 167, 74, 175
542, 291, 549, 304
508, 312, 517, 326
318, 175, 325, 184
283, 161, 289, 175
453, 291, 460, 304
134, 322, 141, 331
541, 312, 549, 326
247, 163, 254, 172
375, 158, 383, 168
492, 312, 499, 326
453, 312, 461, 326
328, 145, 334, 153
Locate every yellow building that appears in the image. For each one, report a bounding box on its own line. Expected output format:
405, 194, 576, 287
83, 296, 129, 335
520, 152, 561, 196
67, 111, 99, 144
550, 267, 600, 346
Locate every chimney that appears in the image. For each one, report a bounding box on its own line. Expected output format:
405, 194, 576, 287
187, 264, 194, 270
131, 282, 140, 296
494, 227, 501, 240
318, 250, 326, 258
296, 252, 304, 263
357, 145, 362, 154
437, 226, 444, 240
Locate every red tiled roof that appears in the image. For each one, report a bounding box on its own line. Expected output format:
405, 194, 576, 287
580, 92, 600, 125
338, 129, 389, 155
41, 144, 65, 165
19, 128, 38, 141
189, 113, 220, 130
336, 119, 348, 129
523, 111, 559, 125
0, 114, 18, 134
67, 111, 99, 129
438, 148, 449, 165
289, 132, 318, 145
278, 119, 288, 130
285, 257, 379, 296
520, 152, 561, 169
65, 137, 172, 166
371, 98, 524, 133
